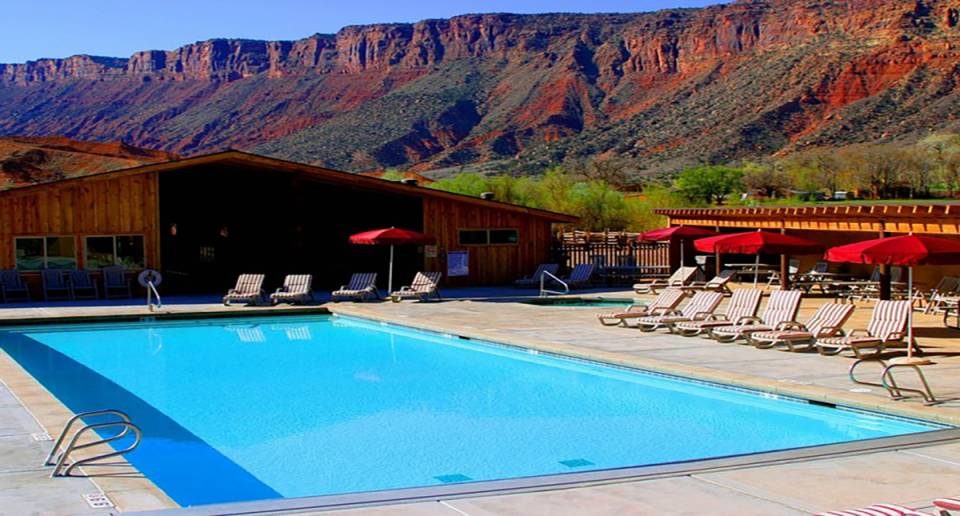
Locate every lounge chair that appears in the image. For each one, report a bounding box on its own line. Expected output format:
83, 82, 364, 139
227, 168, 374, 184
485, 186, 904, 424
708, 290, 803, 343
514, 264, 560, 288
561, 263, 595, 290
766, 258, 800, 288
270, 274, 313, 305
817, 497, 960, 516
331, 272, 379, 301
223, 274, 265, 306
924, 276, 960, 314
746, 303, 855, 351
674, 288, 764, 336
390, 272, 442, 302
102, 266, 132, 299
597, 289, 686, 327
633, 266, 697, 295
816, 300, 911, 358
0, 270, 30, 302
634, 291, 724, 332
41, 269, 71, 301
68, 270, 99, 300
680, 269, 735, 296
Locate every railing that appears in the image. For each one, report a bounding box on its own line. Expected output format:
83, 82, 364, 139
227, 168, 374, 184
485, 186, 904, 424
44, 409, 142, 478
539, 270, 569, 297
146, 281, 162, 312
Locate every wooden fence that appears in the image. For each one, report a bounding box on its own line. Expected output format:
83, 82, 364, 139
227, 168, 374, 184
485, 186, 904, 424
551, 231, 670, 283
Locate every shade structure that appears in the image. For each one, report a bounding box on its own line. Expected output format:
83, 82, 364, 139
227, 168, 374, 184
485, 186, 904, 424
348, 227, 435, 294
694, 230, 825, 286
640, 226, 716, 268
825, 234, 960, 359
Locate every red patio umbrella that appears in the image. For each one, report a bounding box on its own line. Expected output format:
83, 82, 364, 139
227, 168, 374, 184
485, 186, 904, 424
639, 225, 716, 267
349, 227, 435, 294
825, 233, 960, 359
694, 230, 825, 286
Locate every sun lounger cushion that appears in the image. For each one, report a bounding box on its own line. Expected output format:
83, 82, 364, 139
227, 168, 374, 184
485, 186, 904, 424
673, 289, 763, 335
391, 272, 441, 301
815, 503, 930, 516
596, 289, 685, 325
816, 300, 910, 355
709, 290, 802, 341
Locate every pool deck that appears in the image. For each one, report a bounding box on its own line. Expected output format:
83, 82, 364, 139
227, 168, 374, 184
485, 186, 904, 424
0, 287, 959, 514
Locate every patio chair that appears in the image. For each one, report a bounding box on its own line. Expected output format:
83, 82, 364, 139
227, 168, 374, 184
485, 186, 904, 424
924, 276, 960, 314
102, 266, 132, 299
766, 259, 800, 288
41, 269, 71, 301
816, 300, 911, 358
270, 274, 313, 305
513, 264, 560, 288
746, 302, 855, 352
674, 288, 764, 337
633, 266, 697, 295
680, 269, 735, 296
390, 272, 442, 302
634, 291, 724, 332
794, 261, 831, 293
68, 270, 99, 300
331, 272, 379, 301
0, 270, 31, 302
223, 274, 265, 306
708, 290, 803, 343
597, 289, 686, 327
562, 263, 596, 290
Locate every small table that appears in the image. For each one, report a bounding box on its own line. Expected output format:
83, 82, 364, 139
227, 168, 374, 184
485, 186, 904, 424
724, 263, 779, 282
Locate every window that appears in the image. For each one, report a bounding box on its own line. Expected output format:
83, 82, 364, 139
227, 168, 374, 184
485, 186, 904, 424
84, 235, 145, 269
14, 236, 77, 270
458, 229, 519, 246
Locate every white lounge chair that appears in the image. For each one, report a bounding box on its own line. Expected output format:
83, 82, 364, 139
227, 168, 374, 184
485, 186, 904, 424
633, 266, 697, 295
391, 272, 442, 302
223, 274, 265, 306
680, 269, 735, 296
634, 291, 725, 332
331, 272, 379, 301
597, 289, 686, 327
270, 274, 313, 305
708, 290, 803, 343
674, 288, 764, 337
816, 300, 911, 358
924, 276, 960, 314
746, 303, 855, 351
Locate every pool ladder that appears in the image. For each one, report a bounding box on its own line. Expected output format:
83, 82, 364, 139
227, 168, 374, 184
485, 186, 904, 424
43, 410, 142, 477
539, 270, 569, 297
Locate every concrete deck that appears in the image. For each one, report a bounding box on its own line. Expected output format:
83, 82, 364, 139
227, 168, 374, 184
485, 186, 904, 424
0, 287, 958, 514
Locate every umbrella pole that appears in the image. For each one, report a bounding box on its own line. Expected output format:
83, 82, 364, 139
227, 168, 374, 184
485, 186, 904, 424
754, 254, 760, 287
908, 266, 914, 359
680, 239, 684, 269
388, 245, 395, 295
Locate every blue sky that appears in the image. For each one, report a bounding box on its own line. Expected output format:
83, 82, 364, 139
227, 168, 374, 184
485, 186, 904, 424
1, 0, 722, 63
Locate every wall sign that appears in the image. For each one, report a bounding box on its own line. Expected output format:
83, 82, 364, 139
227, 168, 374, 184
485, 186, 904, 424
447, 250, 469, 277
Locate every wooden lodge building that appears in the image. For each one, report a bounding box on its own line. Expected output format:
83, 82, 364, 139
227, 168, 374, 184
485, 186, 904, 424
0, 150, 575, 296
656, 204, 960, 291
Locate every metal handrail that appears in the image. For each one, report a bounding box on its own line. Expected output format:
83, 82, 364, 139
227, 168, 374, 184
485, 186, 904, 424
44, 409, 142, 477
146, 280, 162, 312
539, 270, 569, 297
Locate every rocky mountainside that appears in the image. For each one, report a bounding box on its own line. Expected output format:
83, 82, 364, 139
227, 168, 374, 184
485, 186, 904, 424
1, 0, 959, 176
0, 137, 176, 189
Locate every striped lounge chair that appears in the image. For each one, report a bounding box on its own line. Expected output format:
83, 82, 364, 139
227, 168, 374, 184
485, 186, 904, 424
270, 274, 313, 305
746, 303, 855, 352
924, 276, 960, 314
634, 291, 724, 332
597, 289, 686, 327
41, 269, 71, 301
816, 300, 911, 358
0, 270, 31, 302
708, 290, 803, 343
674, 288, 764, 337
514, 264, 560, 288
679, 269, 735, 296
69, 270, 99, 300
817, 497, 960, 516
223, 274, 265, 306
331, 272, 379, 301
390, 272, 442, 302
633, 266, 697, 295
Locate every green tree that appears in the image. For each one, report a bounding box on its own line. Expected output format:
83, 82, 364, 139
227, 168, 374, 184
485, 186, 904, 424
918, 134, 960, 197
675, 165, 744, 205
378, 169, 407, 181
741, 161, 793, 198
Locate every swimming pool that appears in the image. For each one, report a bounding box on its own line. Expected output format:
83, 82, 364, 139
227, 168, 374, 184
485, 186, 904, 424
0, 315, 944, 508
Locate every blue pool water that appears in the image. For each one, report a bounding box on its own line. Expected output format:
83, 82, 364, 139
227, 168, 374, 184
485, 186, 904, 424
0, 315, 942, 507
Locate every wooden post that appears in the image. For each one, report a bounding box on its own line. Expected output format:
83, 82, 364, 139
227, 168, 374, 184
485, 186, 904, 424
878, 230, 891, 300
780, 228, 789, 290
715, 250, 722, 277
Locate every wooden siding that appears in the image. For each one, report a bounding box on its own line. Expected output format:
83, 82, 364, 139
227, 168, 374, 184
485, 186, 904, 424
423, 197, 555, 286
0, 173, 160, 270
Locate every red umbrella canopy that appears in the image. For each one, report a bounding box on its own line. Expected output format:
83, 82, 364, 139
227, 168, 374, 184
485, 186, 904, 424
639, 225, 716, 242
694, 230, 824, 255
349, 227, 435, 246
825, 234, 960, 266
